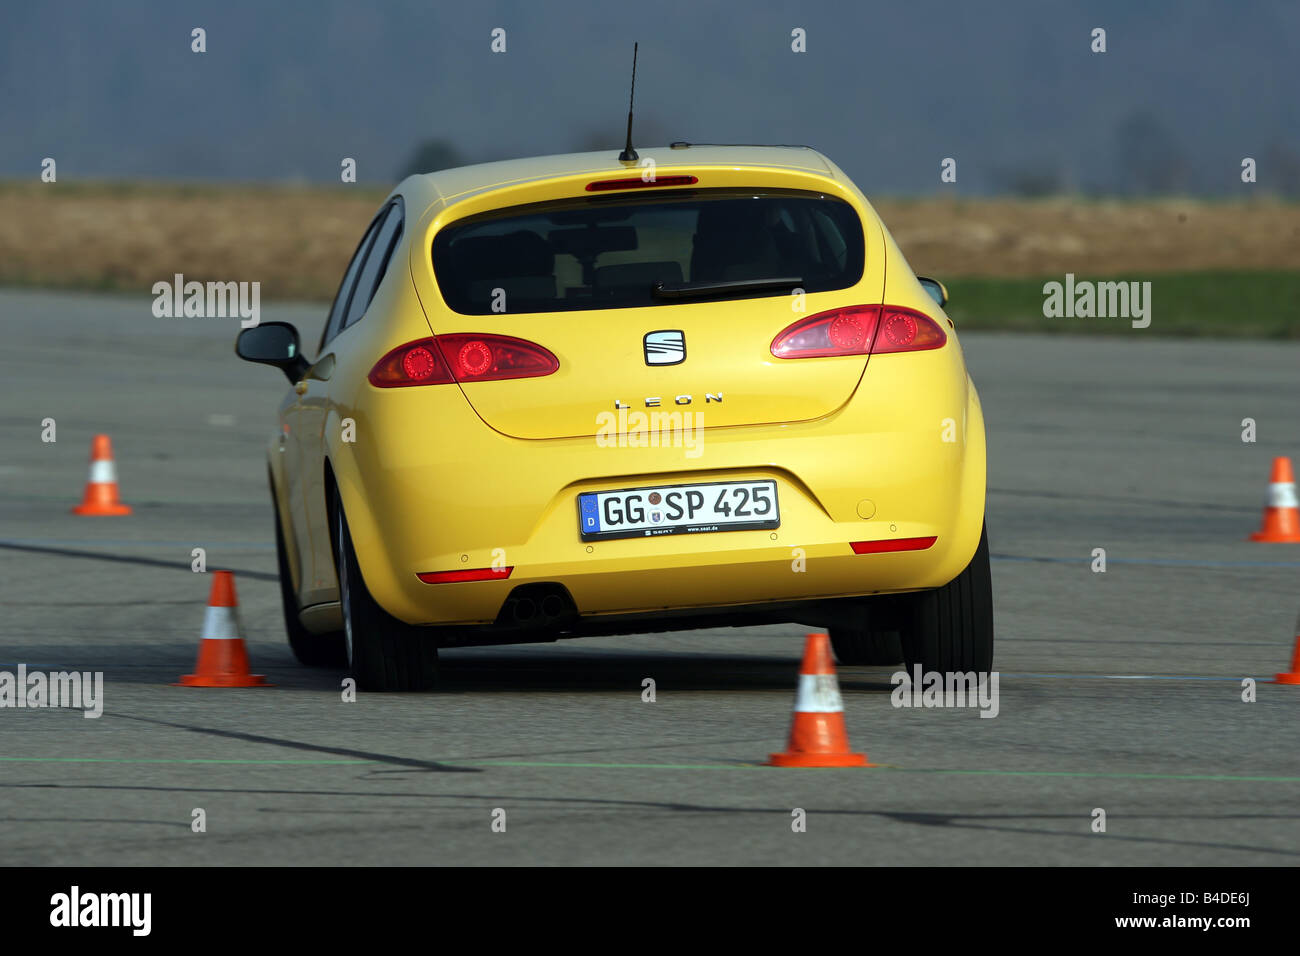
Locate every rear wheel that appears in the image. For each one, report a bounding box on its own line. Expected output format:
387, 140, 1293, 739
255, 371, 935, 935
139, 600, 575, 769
273, 487, 347, 667
335, 494, 438, 691
899, 523, 994, 675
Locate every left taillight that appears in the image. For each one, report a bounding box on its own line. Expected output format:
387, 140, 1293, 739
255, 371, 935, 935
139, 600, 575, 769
770, 305, 947, 359
368, 334, 559, 388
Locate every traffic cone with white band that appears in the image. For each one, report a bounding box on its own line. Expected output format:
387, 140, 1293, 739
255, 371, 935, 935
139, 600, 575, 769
1249, 457, 1300, 542
71, 434, 131, 515
177, 571, 269, 687
769, 633, 870, 767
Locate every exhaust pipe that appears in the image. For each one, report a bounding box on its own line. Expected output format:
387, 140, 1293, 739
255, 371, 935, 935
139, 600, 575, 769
512, 597, 538, 624
495, 583, 578, 630
541, 594, 564, 621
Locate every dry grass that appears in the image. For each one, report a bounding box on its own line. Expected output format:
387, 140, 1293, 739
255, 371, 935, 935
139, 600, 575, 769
872, 196, 1300, 278
0, 181, 388, 300
0, 181, 1296, 301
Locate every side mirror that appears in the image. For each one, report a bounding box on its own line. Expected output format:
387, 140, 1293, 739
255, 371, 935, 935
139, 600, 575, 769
917, 276, 949, 309
236, 322, 311, 383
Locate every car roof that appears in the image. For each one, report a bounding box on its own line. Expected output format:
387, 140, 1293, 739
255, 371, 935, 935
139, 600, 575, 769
397, 145, 844, 211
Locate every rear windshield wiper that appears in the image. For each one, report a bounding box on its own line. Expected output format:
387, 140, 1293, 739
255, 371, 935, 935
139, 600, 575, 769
651, 276, 804, 300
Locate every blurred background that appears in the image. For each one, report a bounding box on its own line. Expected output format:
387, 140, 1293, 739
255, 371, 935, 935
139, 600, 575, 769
1, 0, 1297, 332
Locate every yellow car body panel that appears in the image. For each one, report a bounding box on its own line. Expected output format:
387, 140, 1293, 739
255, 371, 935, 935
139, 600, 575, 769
269, 147, 986, 633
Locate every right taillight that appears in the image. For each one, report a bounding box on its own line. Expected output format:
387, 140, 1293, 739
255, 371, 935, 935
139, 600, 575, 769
369, 334, 559, 388
870, 307, 947, 354
770, 305, 946, 359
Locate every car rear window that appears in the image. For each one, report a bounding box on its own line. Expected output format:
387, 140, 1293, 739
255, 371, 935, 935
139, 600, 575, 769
431, 189, 865, 314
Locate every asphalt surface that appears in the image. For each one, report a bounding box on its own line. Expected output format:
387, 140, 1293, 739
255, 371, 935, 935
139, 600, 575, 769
2, 287, 1298, 866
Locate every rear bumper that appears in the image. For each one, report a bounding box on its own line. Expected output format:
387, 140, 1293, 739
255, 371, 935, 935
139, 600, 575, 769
330, 348, 986, 626
396, 521, 962, 627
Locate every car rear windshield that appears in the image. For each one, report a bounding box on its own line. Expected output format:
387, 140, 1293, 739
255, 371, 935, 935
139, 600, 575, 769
431, 189, 865, 314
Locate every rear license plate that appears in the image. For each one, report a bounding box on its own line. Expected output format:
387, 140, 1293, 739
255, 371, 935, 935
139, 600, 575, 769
578, 479, 780, 541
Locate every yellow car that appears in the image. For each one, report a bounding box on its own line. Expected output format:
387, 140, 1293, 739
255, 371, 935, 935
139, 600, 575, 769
237, 145, 991, 690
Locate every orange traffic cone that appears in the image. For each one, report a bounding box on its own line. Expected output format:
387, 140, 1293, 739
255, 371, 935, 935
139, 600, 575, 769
71, 435, 131, 515
1277, 613, 1300, 685
1249, 457, 1300, 542
769, 633, 871, 767
176, 571, 270, 687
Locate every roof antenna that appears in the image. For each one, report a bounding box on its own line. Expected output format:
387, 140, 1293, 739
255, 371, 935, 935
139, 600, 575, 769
618, 42, 639, 162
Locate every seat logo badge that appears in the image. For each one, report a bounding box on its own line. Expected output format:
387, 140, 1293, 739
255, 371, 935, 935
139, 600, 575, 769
644, 330, 686, 366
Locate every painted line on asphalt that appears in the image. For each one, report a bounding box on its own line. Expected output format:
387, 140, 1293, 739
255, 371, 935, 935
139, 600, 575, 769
0, 757, 368, 765
3, 755, 1297, 783
0, 538, 271, 550
0, 540, 277, 581
1000, 673, 1268, 682
0, 541, 271, 548
468, 763, 1300, 781
993, 553, 1300, 568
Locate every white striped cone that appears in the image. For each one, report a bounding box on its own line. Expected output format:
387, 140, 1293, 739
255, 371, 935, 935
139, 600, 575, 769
769, 633, 870, 767
1250, 457, 1300, 542
177, 571, 269, 687
72, 434, 131, 515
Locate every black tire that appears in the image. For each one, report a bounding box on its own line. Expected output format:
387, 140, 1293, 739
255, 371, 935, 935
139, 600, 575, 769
335, 493, 438, 691
900, 523, 994, 675
273, 489, 347, 667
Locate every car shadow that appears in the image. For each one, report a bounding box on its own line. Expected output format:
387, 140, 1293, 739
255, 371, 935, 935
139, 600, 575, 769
2, 642, 903, 694
349, 646, 898, 693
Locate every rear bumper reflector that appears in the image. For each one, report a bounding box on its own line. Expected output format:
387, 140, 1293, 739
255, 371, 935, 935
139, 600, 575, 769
850, 536, 937, 555
417, 567, 514, 584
